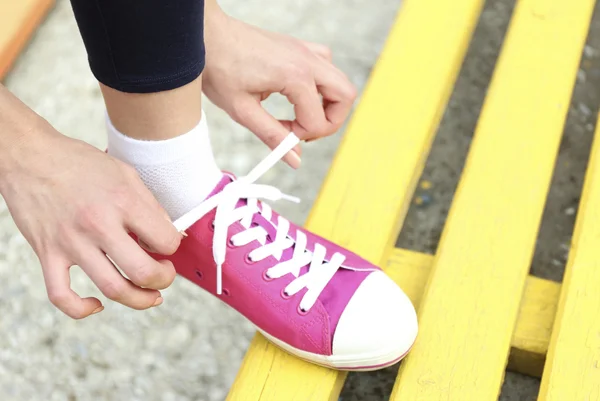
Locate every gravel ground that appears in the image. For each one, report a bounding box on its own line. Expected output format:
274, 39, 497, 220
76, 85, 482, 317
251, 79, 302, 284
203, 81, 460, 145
3, 0, 600, 400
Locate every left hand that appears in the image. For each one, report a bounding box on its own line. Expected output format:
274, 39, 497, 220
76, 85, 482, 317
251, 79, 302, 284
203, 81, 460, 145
202, 11, 357, 168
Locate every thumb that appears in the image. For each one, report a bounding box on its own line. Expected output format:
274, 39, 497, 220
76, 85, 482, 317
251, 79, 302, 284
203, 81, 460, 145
230, 97, 302, 169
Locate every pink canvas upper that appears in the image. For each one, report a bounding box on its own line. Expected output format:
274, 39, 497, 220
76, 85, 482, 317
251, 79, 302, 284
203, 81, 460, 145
148, 175, 380, 355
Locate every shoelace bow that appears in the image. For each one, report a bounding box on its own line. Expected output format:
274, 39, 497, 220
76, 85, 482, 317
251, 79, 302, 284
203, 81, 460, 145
172, 133, 346, 312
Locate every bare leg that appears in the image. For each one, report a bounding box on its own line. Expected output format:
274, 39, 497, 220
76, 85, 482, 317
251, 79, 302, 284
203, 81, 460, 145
100, 76, 203, 141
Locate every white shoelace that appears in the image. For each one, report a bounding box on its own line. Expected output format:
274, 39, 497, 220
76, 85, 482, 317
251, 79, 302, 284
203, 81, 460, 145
172, 133, 347, 312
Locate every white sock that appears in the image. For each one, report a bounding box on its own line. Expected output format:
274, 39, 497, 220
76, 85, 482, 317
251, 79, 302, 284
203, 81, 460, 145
106, 111, 222, 221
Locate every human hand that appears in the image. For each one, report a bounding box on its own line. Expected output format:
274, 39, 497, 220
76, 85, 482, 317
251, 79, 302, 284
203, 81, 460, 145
0, 121, 181, 319
202, 10, 357, 168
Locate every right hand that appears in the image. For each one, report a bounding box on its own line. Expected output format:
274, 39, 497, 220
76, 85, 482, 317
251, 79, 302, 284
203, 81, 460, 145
202, 11, 357, 168
0, 124, 182, 319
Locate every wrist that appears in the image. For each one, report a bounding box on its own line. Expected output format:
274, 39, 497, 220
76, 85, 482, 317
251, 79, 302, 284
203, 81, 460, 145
0, 123, 48, 191
205, 0, 225, 20
204, 0, 229, 49
0, 86, 55, 186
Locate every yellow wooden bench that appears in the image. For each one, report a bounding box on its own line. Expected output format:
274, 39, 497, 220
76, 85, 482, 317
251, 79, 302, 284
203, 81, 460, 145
226, 0, 599, 399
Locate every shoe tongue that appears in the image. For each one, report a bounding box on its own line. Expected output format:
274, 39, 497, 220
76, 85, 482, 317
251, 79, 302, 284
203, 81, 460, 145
207, 173, 236, 198
209, 173, 250, 211
251, 211, 310, 274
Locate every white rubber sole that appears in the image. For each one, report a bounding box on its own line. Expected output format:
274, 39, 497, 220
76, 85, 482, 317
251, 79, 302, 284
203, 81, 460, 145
258, 328, 416, 371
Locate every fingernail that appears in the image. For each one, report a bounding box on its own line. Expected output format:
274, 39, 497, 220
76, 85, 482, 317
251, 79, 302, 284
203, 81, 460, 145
152, 297, 164, 307
180, 231, 188, 238
91, 306, 104, 315
286, 150, 301, 169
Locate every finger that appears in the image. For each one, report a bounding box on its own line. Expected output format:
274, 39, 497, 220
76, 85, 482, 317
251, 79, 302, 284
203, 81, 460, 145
126, 189, 182, 255
77, 246, 162, 310
102, 230, 176, 290
302, 41, 333, 62
231, 97, 301, 168
283, 80, 333, 140
313, 62, 357, 131
278, 120, 302, 157
41, 255, 103, 319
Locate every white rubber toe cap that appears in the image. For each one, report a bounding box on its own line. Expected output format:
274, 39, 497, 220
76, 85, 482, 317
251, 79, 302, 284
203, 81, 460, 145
332, 271, 418, 365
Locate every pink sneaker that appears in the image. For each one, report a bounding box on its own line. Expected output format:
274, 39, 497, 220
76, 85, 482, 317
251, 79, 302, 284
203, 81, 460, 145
156, 134, 418, 371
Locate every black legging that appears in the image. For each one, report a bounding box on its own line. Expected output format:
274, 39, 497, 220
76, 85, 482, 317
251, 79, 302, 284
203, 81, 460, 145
69, 0, 205, 94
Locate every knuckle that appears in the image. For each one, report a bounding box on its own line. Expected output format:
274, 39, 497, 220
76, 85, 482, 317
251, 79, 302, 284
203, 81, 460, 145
321, 125, 338, 138
101, 280, 126, 301
320, 45, 333, 59
111, 184, 135, 211
56, 223, 80, 249
304, 119, 328, 137
160, 233, 181, 255
47, 292, 85, 319
287, 62, 312, 82
77, 206, 107, 234
47, 289, 69, 308
131, 263, 157, 287
261, 131, 281, 148
66, 307, 87, 320
154, 262, 176, 290
347, 84, 358, 101
229, 99, 251, 124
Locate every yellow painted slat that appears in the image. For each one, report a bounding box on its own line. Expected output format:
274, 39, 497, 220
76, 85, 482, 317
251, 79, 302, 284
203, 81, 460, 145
229, 245, 561, 400
226, 0, 485, 399
538, 114, 600, 400
391, 0, 596, 399
386, 248, 561, 378
0, 0, 55, 79
306, 0, 484, 264
508, 275, 561, 378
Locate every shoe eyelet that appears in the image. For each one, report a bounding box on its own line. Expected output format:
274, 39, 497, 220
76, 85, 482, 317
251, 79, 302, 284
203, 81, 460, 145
262, 270, 273, 281
245, 253, 255, 264
209, 219, 215, 231
266, 234, 273, 242
222, 288, 231, 297
297, 305, 309, 316
281, 289, 291, 299
195, 270, 203, 280
228, 238, 236, 248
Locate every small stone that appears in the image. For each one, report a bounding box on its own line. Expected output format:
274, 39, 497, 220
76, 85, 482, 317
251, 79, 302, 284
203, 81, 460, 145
584, 45, 598, 58
161, 392, 178, 401
74, 342, 88, 358
9, 233, 26, 246
166, 323, 192, 349
578, 69, 587, 83
578, 103, 592, 117
565, 207, 576, 216
414, 194, 432, 207
420, 180, 432, 190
